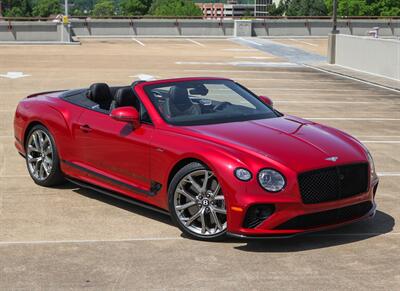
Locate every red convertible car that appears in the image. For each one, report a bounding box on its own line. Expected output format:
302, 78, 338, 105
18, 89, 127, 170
14, 77, 378, 240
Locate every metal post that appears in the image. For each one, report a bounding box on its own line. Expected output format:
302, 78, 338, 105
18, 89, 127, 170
64, 0, 71, 42
331, 0, 339, 34
64, 0, 68, 16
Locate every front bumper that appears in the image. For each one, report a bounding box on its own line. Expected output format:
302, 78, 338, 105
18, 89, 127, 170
226, 178, 378, 237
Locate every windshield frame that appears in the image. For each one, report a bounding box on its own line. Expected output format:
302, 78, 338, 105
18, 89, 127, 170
143, 79, 279, 126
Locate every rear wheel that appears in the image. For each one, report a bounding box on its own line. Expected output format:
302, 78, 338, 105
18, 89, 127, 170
25, 125, 65, 186
169, 162, 227, 241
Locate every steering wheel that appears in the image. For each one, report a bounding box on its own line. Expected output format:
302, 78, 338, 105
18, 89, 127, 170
213, 102, 231, 111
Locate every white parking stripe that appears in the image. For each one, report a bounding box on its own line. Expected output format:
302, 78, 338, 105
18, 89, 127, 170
290, 38, 318, 47
357, 136, 400, 138
306, 117, 400, 121
234, 56, 275, 59
275, 100, 385, 104
186, 39, 205, 47
360, 141, 400, 144
378, 172, 400, 177
0, 237, 183, 245
305, 64, 400, 94
132, 38, 145, 46
235, 37, 263, 46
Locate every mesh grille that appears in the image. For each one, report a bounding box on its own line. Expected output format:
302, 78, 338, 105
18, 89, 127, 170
275, 201, 373, 230
243, 204, 275, 229
298, 163, 369, 204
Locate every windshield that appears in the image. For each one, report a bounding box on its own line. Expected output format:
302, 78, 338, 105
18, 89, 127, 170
144, 79, 278, 126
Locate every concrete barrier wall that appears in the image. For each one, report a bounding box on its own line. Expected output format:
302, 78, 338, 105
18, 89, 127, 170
335, 34, 400, 80
0, 19, 399, 41
0, 22, 61, 41
71, 19, 234, 37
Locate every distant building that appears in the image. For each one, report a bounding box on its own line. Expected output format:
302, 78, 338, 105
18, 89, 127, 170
196, 0, 274, 18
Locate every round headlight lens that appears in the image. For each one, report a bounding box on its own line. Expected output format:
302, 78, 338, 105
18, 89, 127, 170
258, 169, 286, 192
367, 151, 376, 178
234, 168, 252, 181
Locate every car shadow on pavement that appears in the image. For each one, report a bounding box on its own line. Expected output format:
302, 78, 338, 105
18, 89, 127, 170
59, 182, 173, 226
233, 210, 395, 252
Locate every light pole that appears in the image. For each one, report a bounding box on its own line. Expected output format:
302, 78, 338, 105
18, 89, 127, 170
64, 0, 68, 17
328, 0, 339, 64
331, 0, 339, 34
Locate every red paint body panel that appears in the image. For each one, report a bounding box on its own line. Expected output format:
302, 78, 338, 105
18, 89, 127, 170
14, 78, 378, 237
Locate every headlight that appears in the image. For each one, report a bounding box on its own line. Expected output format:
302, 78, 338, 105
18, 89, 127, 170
358, 141, 377, 178
234, 168, 252, 181
367, 151, 377, 178
258, 169, 286, 192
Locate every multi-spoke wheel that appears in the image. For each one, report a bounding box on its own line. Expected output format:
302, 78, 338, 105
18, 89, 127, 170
25, 125, 64, 186
169, 162, 227, 241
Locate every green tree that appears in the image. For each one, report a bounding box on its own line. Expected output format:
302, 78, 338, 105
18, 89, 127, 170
325, 0, 400, 16
32, 0, 61, 17
92, 0, 114, 16
267, 0, 289, 16
120, 0, 151, 15
3, 0, 32, 17
286, 0, 328, 16
149, 0, 202, 16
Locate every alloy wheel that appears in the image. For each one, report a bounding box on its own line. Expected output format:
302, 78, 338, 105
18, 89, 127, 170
27, 129, 53, 181
174, 170, 227, 236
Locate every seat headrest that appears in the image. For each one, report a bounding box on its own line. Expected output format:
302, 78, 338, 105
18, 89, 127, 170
114, 87, 137, 108
87, 83, 112, 103
169, 86, 190, 104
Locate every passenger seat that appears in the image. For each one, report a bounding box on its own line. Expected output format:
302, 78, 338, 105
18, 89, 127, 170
87, 83, 113, 111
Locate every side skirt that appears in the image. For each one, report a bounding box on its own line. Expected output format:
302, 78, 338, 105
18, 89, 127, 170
65, 177, 170, 216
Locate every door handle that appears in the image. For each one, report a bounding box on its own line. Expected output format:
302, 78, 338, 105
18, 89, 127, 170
79, 124, 92, 132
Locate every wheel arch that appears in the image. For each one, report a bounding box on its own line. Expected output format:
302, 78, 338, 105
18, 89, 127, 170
167, 157, 210, 191
23, 121, 47, 149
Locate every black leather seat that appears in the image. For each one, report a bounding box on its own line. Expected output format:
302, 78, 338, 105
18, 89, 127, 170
110, 87, 140, 111
164, 86, 201, 117
87, 83, 113, 111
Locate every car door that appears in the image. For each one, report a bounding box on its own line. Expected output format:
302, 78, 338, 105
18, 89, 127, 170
74, 108, 154, 195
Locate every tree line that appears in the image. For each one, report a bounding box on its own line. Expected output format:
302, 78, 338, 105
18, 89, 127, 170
268, 0, 400, 17
1, 0, 203, 17
1, 0, 399, 18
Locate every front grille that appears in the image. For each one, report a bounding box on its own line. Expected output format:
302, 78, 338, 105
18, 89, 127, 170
275, 201, 373, 230
298, 163, 369, 204
243, 204, 275, 228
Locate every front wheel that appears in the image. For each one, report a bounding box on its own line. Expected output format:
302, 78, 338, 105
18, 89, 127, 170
25, 125, 65, 187
169, 162, 227, 241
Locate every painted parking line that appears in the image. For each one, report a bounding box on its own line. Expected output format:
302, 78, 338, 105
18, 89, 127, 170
132, 38, 145, 46
222, 48, 258, 52
304, 64, 400, 94
290, 39, 319, 47
234, 37, 263, 46
233, 56, 275, 59
357, 136, 400, 138
274, 100, 387, 104
306, 117, 400, 121
360, 141, 400, 144
176, 61, 299, 67
183, 69, 318, 74
0, 237, 183, 246
378, 172, 400, 177
186, 39, 205, 47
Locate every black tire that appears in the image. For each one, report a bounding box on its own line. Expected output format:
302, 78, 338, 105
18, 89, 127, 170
168, 162, 227, 241
25, 125, 65, 187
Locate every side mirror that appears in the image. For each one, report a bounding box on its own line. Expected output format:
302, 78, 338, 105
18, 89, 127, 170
110, 106, 140, 128
259, 95, 273, 107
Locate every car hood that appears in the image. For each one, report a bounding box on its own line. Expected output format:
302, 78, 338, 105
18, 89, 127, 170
179, 116, 366, 172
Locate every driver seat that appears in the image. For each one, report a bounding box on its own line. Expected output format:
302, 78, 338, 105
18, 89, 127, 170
110, 87, 140, 112
165, 86, 201, 117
